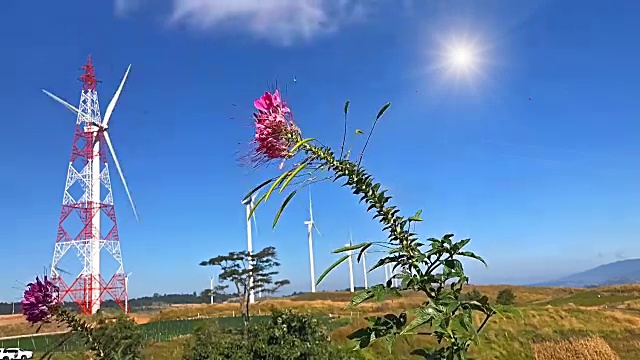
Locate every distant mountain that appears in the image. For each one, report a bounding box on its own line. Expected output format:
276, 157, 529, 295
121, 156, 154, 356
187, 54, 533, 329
534, 259, 640, 287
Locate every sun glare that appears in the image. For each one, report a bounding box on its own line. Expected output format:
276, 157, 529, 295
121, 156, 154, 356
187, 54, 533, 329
425, 33, 491, 91
450, 46, 474, 69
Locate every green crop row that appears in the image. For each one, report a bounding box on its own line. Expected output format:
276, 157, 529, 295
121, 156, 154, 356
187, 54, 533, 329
0, 316, 267, 352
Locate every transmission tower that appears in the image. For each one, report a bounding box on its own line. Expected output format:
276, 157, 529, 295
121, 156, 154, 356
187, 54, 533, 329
43, 55, 137, 314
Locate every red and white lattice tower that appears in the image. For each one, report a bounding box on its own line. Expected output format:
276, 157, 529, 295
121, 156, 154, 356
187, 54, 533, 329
43, 55, 138, 314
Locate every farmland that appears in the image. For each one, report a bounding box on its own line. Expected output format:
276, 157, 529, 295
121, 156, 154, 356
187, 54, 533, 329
4, 284, 640, 359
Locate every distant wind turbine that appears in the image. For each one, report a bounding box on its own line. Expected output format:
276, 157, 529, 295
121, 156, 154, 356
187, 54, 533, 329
209, 276, 214, 305
304, 188, 322, 293
346, 232, 355, 293
242, 193, 259, 304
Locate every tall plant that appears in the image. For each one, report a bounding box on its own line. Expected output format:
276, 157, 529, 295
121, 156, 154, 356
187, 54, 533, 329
243, 90, 510, 359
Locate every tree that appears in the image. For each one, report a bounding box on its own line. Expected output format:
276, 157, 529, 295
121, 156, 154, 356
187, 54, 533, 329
496, 288, 516, 305
200, 246, 290, 332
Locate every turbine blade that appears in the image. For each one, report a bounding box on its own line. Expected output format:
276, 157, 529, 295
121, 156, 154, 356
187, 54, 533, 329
313, 222, 322, 236
102, 64, 131, 128
42, 89, 88, 118
308, 188, 313, 222
103, 131, 139, 222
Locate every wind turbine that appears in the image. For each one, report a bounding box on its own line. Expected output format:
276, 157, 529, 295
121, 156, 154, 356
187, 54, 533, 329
346, 232, 355, 293
303, 188, 321, 293
42, 67, 138, 223
241, 193, 259, 304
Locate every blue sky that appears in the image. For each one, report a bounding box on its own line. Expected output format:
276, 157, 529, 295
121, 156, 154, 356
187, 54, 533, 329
2, 0, 640, 302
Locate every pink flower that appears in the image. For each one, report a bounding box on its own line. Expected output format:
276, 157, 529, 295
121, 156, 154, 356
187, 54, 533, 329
21, 276, 59, 324
251, 90, 299, 165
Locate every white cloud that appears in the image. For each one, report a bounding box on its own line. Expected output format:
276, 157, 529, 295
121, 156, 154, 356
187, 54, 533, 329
117, 0, 380, 45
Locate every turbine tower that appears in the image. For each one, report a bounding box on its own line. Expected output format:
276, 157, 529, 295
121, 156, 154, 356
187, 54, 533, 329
303, 188, 321, 293
209, 276, 214, 305
346, 232, 355, 293
241, 194, 258, 304
43, 55, 138, 314
362, 248, 368, 289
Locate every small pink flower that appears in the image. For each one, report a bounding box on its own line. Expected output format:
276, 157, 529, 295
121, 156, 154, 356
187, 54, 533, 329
21, 276, 59, 324
250, 90, 299, 165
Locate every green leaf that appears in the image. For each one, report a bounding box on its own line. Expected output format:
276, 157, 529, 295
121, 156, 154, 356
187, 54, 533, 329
247, 191, 268, 221
355, 129, 364, 134
348, 285, 402, 308
264, 170, 291, 202
344, 100, 350, 115
400, 306, 440, 335
376, 102, 391, 121
408, 209, 423, 222
459, 251, 487, 267
333, 242, 370, 254
357, 242, 373, 262
272, 190, 297, 229
384, 334, 397, 354
316, 255, 349, 285
349, 289, 376, 308
279, 160, 309, 193
243, 178, 274, 203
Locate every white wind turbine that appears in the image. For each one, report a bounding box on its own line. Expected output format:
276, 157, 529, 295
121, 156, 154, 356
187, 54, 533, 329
346, 232, 355, 293
209, 276, 214, 305
241, 193, 259, 304
303, 188, 321, 293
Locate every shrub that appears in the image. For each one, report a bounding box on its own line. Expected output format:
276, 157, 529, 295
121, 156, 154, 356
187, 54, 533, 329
90, 313, 146, 360
182, 322, 248, 360
183, 309, 361, 360
461, 289, 484, 302
496, 289, 516, 305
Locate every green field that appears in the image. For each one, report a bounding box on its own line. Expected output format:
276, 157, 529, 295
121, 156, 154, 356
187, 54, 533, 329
0, 316, 266, 352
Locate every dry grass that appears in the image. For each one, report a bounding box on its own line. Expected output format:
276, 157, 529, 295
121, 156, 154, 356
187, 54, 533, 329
532, 337, 620, 360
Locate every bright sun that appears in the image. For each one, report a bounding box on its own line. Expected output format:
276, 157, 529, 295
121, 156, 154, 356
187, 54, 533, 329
450, 47, 474, 69
434, 37, 487, 85
420, 31, 492, 93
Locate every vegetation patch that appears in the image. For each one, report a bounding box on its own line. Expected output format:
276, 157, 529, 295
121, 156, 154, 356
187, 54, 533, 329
539, 291, 639, 307
532, 336, 619, 360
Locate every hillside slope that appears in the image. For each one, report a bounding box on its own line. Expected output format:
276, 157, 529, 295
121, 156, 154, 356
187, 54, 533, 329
536, 259, 640, 287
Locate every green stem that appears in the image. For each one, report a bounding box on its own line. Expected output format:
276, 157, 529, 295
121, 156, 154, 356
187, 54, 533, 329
303, 144, 418, 262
